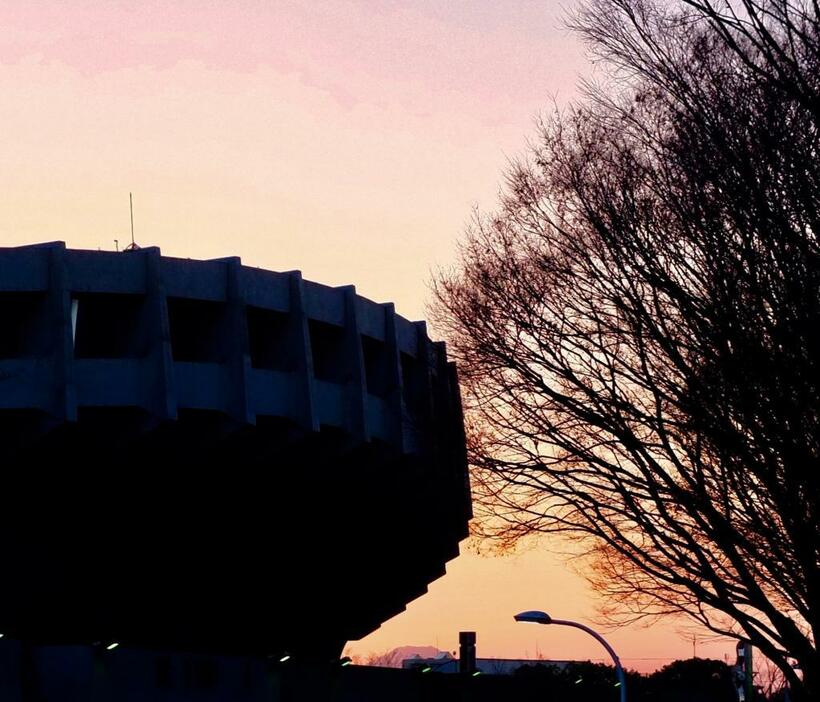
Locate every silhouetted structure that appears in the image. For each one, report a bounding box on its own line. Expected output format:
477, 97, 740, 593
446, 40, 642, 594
403, 654, 574, 675
0, 242, 470, 661
458, 632, 477, 674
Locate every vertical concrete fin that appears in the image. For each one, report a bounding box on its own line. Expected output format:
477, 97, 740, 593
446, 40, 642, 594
338, 286, 368, 443
382, 302, 406, 451
47, 242, 77, 422
447, 360, 473, 521
223, 257, 254, 426
288, 271, 319, 432
142, 247, 177, 421
412, 320, 436, 454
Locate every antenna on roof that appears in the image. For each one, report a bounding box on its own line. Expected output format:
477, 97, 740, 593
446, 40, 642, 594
124, 192, 140, 251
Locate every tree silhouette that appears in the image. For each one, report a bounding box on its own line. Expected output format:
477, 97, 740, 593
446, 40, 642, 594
645, 659, 737, 702
434, 0, 819, 698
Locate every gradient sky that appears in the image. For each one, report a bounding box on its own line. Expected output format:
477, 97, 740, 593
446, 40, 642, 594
1, 0, 732, 670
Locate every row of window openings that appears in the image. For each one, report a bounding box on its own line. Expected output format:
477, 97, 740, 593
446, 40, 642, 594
0, 292, 424, 402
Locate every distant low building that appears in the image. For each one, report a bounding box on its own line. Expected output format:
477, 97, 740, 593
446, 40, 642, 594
401, 653, 574, 676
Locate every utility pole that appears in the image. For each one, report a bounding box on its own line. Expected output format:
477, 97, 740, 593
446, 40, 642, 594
734, 642, 753, 701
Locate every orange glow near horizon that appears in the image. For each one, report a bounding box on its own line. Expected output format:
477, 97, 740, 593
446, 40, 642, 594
1, 0, 734, 670
347, 542, 734, 673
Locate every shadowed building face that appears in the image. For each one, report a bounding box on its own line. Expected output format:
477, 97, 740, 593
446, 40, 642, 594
0, 242, 470, 659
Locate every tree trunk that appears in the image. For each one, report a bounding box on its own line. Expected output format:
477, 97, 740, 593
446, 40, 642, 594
788, 659, 816, 702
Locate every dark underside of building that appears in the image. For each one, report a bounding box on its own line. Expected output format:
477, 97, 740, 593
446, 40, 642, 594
0, 242, 471, 699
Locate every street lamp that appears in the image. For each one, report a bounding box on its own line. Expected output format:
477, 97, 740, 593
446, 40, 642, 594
514, 610, 626, 702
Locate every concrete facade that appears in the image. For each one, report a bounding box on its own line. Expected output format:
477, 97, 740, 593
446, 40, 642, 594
0, 242, 470, 660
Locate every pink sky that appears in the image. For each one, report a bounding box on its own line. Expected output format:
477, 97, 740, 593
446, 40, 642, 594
0, 0, 733, 670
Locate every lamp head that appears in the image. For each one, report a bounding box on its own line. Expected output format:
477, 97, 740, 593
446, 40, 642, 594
514, 610, 552, 625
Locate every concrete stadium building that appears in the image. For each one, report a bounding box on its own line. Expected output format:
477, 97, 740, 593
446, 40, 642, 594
0, 242, 470, 664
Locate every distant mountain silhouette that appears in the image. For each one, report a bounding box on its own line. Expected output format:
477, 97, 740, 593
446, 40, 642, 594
394, 645, 450, 660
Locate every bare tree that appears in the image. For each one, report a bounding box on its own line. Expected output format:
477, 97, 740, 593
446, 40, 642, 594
758, 656, 793, 701
434, 1, 819, 698
362, 648, 403, 668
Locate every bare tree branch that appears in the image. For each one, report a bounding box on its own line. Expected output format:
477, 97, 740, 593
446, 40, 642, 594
433, 1, 819, 698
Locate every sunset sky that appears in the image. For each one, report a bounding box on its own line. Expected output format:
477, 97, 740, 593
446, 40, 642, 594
1, 0, 732, 670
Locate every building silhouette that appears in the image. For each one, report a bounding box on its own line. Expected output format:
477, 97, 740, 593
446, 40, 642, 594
0, 242, 470, 699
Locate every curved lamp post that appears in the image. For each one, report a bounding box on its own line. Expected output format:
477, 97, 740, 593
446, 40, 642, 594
514, 610, 626, 702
